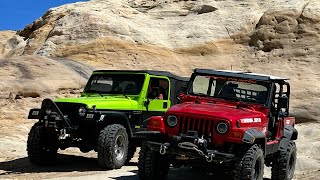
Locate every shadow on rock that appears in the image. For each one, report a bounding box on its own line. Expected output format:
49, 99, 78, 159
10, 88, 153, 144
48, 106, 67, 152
0, 154, 104, 175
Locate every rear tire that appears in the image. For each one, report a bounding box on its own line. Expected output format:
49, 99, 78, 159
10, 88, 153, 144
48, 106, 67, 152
234, 144, 264, 180
97, 124, 128, 169
271, 141, 297, 180
27, 123, 58, 165
138, 142, 170, 180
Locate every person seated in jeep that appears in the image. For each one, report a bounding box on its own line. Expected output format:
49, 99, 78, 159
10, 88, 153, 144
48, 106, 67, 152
147, 80, 164, 99
159, 79, 169, 100
217, 82, 237, 99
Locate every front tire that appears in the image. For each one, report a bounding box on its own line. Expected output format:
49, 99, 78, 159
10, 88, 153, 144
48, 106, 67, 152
138, 142, 170, 180
27, 123, 58, 165
97, 124, 128, 169
271, 141, 297, 180
234, 144, 264, 180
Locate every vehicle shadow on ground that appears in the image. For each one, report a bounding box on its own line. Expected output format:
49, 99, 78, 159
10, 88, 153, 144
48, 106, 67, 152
0, 155, 271, 180
113, 168, 272, 180
0, 154, 104, 175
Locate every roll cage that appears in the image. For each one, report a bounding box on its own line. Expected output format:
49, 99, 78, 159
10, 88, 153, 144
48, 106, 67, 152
187, 69, 290, 115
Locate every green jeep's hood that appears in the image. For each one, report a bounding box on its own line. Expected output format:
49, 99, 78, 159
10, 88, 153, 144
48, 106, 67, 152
54, 96, 140, 110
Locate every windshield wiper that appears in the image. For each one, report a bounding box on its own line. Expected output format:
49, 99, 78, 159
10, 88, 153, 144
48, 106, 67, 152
122, 90, 129, 99
236, 101, 256, 111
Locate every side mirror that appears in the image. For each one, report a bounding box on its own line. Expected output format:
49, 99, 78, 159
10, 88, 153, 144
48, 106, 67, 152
177, 92, 186, 103
144, 99, 150, 111
144, 99, 150, 106
278, 96, 289, 109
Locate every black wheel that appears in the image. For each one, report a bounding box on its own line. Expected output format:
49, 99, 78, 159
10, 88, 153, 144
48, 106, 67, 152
27, 123, 58, 165
234, 144, 264, 180
97, 124, 128, 169
271, 141, 297, 180
138, 142, 170, 180
125, 144, 137, 164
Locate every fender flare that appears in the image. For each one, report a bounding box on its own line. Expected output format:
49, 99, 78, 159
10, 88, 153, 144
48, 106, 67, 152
242, 129, 266, 144
279, 125, 298, 150
242, 129, 266, 155
283, 125, 298, 140
100, 111, 133, 138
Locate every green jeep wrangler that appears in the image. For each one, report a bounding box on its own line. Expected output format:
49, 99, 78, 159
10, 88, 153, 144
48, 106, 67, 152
27, 70, 188, 169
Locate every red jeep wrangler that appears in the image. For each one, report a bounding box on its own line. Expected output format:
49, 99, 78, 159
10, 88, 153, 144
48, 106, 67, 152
137, 69, 298, 180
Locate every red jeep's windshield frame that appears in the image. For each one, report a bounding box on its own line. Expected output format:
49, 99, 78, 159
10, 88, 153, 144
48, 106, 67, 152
187, 74, 271, 105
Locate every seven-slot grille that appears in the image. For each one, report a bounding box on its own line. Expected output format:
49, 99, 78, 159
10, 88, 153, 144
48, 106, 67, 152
178, 115, 215, 139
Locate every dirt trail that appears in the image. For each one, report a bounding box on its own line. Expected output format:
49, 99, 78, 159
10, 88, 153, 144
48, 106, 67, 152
0, 120, 319, 180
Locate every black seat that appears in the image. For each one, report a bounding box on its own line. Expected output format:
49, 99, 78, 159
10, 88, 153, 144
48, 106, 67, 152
219, 85, 236, 98
256, 91, 267, 104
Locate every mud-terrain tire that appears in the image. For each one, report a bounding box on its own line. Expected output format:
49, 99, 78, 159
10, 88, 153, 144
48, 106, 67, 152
125, 144, 137, 164
138, 142, 170, 180
234, 144, 264, 180
271, 141, 297, 180
27, 123, 58, 165
97, 124, 128, 169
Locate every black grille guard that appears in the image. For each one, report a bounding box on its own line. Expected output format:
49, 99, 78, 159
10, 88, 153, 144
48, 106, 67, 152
41, 99, 72, 128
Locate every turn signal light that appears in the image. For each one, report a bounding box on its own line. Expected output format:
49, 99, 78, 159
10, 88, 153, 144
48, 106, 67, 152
147, 116, 166, 134
231, 131, 243, 138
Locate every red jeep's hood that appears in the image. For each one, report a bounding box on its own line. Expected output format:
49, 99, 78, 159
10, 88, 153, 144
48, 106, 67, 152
168, 102, 265, 121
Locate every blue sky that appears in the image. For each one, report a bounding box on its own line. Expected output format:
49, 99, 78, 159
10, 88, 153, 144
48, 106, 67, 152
0, 0, 87, 31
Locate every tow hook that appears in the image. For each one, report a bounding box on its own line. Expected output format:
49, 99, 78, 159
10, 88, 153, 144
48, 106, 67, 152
59, 128, 70, 140
160, 143, 169, 155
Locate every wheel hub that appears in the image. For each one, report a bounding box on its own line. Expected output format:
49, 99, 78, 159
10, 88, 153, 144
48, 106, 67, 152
115, 135, 125, 161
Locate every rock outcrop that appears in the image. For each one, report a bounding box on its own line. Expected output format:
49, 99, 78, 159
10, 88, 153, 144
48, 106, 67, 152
0, 0, 320, 177
0, 0, 319, 122
0, 55, 93, 99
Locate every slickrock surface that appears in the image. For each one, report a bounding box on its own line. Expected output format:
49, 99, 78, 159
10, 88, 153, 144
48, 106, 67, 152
0, 0, 320, 179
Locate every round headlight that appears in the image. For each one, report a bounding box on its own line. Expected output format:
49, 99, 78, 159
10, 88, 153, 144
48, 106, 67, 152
79, 107, 86, 117
166, 115, 178, 127
216, 122, 229, 134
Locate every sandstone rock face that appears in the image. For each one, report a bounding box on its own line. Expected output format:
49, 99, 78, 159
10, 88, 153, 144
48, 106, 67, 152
0, 31, 17, 58
3, 0, 317, 56
0, 55, 93, 99
0, 0, 319, 122
0, 0, 320, 177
